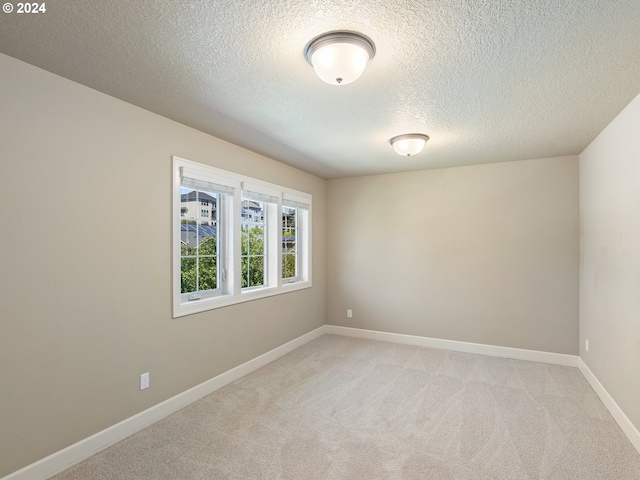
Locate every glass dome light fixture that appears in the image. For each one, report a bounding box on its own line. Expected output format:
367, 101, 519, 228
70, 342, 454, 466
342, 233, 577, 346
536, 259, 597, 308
304, 31, 376, 85
389, 134, 430, 157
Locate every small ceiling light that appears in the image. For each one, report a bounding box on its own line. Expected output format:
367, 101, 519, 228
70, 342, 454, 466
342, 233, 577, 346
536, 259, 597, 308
304, 31, 376, 85
390, 134, 430, 156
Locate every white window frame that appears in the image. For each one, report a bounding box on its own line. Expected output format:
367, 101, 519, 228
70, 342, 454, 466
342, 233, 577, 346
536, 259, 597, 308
173, 156, 312, 318
282, 192, 311, 287
240, 182, 280, 293
175, 160, 236, 316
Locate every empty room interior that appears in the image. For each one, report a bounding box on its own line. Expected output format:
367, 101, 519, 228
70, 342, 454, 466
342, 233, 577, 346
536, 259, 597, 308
1, 1, 640, 479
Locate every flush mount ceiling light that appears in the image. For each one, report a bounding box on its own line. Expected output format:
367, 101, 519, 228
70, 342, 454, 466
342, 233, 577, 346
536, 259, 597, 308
389, 134, 430, 157
304, 31, 376, 85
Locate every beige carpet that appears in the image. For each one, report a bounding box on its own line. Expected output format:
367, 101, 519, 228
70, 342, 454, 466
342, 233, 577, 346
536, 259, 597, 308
51, 334, 640, 479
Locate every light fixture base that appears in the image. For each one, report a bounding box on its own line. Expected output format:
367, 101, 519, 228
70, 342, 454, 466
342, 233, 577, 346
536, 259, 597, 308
304, 31, 376, 65
304, 31, 376, 85
389, 134, 430, 157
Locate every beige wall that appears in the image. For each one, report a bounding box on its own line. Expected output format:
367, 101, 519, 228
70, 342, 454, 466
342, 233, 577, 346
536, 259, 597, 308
326, 156, 579, 354
0, 54, 326, 477
579, 94, 640, 432
7, 44, 639, 477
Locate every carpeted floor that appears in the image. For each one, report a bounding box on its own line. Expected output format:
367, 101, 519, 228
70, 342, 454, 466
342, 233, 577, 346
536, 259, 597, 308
51, 334, 640, 479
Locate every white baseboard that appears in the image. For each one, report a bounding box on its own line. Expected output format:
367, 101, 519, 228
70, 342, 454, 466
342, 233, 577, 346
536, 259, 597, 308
12, 325, 640, 480
578, 359, 640, 455
2, 325, 327, 480
326, 325, 579, 367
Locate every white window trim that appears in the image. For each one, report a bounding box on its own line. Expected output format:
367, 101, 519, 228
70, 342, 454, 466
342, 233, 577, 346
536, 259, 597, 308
173, 156, 312, 318
282, 191, 312, 284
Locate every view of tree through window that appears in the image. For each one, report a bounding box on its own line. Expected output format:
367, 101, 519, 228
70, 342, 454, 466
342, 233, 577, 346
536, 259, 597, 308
180, 188, 219, 294
241, 199, 265, 288
282, 206, 297, 280
174, 157, 311, 317
181, 236, 217, 293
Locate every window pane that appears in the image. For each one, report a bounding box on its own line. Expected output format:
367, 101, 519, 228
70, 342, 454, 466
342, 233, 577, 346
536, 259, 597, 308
282, 254, 295, 279
241, 255, 249, 289
241, 224, 249, 256
241, 197, 266, 290
282, 237, 295, 253
198, 256, 217, 291
248, 256, 264, 287
180, 181, 220, 295
181, 257, 196, 294
181, 242, 195, 256
196, 222, 217, 292
241, 254, 265, 288
181, 223, 197, 250
249, 229, 264, 253
282, 206, 297, 280
198, 230, 217, 256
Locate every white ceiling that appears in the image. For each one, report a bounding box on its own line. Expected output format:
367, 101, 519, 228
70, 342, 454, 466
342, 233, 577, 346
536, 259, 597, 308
1, 0, 639, 179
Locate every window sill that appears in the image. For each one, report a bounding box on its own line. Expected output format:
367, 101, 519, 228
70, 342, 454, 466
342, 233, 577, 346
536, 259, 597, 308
173, 281, 311, 318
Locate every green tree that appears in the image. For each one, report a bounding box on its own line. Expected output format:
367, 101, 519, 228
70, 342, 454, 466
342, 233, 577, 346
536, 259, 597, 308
242, 226, 264, 288
282, 249, 296, 279
182, 225, 297, 292
282, 211, 296, 279
180, 235, 217, 294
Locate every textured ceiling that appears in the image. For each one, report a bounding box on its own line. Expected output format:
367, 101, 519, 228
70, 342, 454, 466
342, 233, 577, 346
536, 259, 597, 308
1, 0, 639, 179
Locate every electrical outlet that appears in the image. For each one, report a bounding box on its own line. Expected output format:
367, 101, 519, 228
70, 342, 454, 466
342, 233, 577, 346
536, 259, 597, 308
347, 309, 352, 318
585, 339, 589, 352
140, 372, 150, 390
